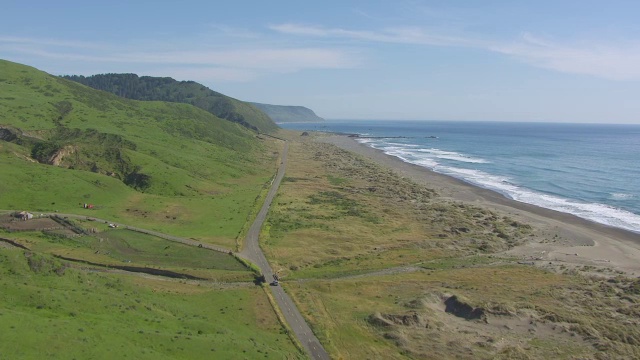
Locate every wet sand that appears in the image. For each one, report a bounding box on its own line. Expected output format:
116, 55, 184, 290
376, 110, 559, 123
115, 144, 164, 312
321, 134, 640, 276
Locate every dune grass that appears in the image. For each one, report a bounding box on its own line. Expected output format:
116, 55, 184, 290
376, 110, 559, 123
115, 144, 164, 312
263, 133, 640, 359
283, 266, 570, 359
261, 136, 530, 279
284, 264, 640, 359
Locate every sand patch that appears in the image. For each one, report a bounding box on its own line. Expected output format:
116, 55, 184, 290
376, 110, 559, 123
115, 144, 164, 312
504, 236, 640, 277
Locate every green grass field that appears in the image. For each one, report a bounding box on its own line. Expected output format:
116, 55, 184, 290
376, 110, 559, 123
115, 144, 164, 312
2, 226, 254, 282
0, 59, 304, 359
0, 59, 282, 248
0, 249, 303, 360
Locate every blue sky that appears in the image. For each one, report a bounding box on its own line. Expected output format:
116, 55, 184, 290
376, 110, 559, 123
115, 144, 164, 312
2, 0, 640, 123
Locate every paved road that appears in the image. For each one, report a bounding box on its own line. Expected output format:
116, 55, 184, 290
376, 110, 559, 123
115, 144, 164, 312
239, 142, 331, 360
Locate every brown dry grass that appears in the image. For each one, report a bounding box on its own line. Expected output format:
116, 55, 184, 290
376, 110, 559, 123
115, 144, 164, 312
263, 137, 531, 278
286, 266, 640, 359
265, 133, 640, 359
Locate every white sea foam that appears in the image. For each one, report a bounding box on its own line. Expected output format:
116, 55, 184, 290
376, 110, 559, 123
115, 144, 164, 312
417, 148, 490, 164
355, 138, 374, 145
386, 142, 420, 147
611, 193, 635, 200
379, 145, 489, 164
441, 166, 640, 233
371, 142, 640, 233
512, 191, 640, 233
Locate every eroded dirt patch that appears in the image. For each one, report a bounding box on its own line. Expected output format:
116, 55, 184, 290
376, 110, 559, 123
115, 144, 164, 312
0, 216, 62, 231
367, 293, 592, 359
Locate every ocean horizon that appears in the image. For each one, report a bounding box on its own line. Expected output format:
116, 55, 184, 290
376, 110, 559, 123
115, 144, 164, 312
280, 120, 640, 234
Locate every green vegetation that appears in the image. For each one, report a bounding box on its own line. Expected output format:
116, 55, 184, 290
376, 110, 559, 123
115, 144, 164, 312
63, 73, 278, 132
0, 211, 303, 358
10, 57, 639, 359
0, 59, 280, 247
0, 248, 302, 359
92, 229, 244, 269
0, 60, 305, 358
249, 103, 324, 123
7, 226, 251, 281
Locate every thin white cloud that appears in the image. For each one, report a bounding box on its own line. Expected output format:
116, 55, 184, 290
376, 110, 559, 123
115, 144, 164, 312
145, 67, 258, 83
0, 35, 359, 82
271, 23, 640, 81
205, 24, 263, 39
270, 23, 477, 47
0, 35, 107, 50
0, 44, 125, 63
6, 23, 640, 83
121, 48, 357, 70
493, 33, 640, 81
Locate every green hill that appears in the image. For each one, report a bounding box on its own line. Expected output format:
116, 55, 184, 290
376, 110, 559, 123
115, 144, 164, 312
249, 102, 324, 123
0, 59, 279, 246
63, 73, 279, 133
0, 246, 299, 359
0, 59, 302, 358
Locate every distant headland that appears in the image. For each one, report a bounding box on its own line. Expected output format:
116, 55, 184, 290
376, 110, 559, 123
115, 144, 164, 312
249, 103, 324, 123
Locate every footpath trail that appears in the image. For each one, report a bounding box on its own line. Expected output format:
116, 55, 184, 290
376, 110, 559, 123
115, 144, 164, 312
39, 213, 232, 254
239, 142, 331, 360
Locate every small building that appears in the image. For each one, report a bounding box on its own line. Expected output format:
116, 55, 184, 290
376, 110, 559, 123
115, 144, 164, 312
16, 211, 33, 221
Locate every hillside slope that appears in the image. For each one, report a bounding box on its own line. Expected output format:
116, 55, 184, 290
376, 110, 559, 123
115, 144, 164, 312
63, 73, 279, 133
0, 59, 279, 244
250, 102, 324, 123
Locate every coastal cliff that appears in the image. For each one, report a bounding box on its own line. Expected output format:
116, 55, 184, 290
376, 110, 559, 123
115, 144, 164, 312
249, 103, 324, 123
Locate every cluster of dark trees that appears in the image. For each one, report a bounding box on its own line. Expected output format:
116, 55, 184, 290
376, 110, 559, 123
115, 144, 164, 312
63, 74, 275, 132
63, 74, 192, 101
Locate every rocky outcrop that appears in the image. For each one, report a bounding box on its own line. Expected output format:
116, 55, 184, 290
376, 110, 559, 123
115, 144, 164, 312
48, 145, 76, 166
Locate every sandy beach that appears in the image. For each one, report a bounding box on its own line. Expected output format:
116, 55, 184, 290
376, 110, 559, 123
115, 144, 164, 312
322, 134, 640, 276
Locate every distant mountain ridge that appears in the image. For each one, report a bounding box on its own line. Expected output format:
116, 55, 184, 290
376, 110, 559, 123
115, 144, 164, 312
63, 74, 278, 133
249, 103, 324, 123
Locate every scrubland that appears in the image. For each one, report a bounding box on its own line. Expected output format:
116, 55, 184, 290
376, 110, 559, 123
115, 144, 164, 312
263, 132, 640, 359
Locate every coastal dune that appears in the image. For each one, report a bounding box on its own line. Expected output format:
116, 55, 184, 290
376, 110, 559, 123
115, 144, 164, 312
322, 134, 640, 276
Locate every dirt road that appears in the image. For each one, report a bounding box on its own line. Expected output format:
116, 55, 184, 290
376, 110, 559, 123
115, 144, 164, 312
239, 142, 330, 360
15, 140, 330, 358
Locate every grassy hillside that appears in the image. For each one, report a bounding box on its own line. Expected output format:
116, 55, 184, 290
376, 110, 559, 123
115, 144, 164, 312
0, 59, 302, 358
250, 103, 324, 123
0, 59, 281, 247
63, 73, 279, 133
0, 246, 301, 359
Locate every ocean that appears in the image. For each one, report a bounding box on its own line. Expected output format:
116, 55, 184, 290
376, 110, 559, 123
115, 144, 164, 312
280, 120, 640, 234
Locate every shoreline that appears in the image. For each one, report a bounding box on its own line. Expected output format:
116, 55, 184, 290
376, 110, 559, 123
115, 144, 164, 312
321, 134, 640, 276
